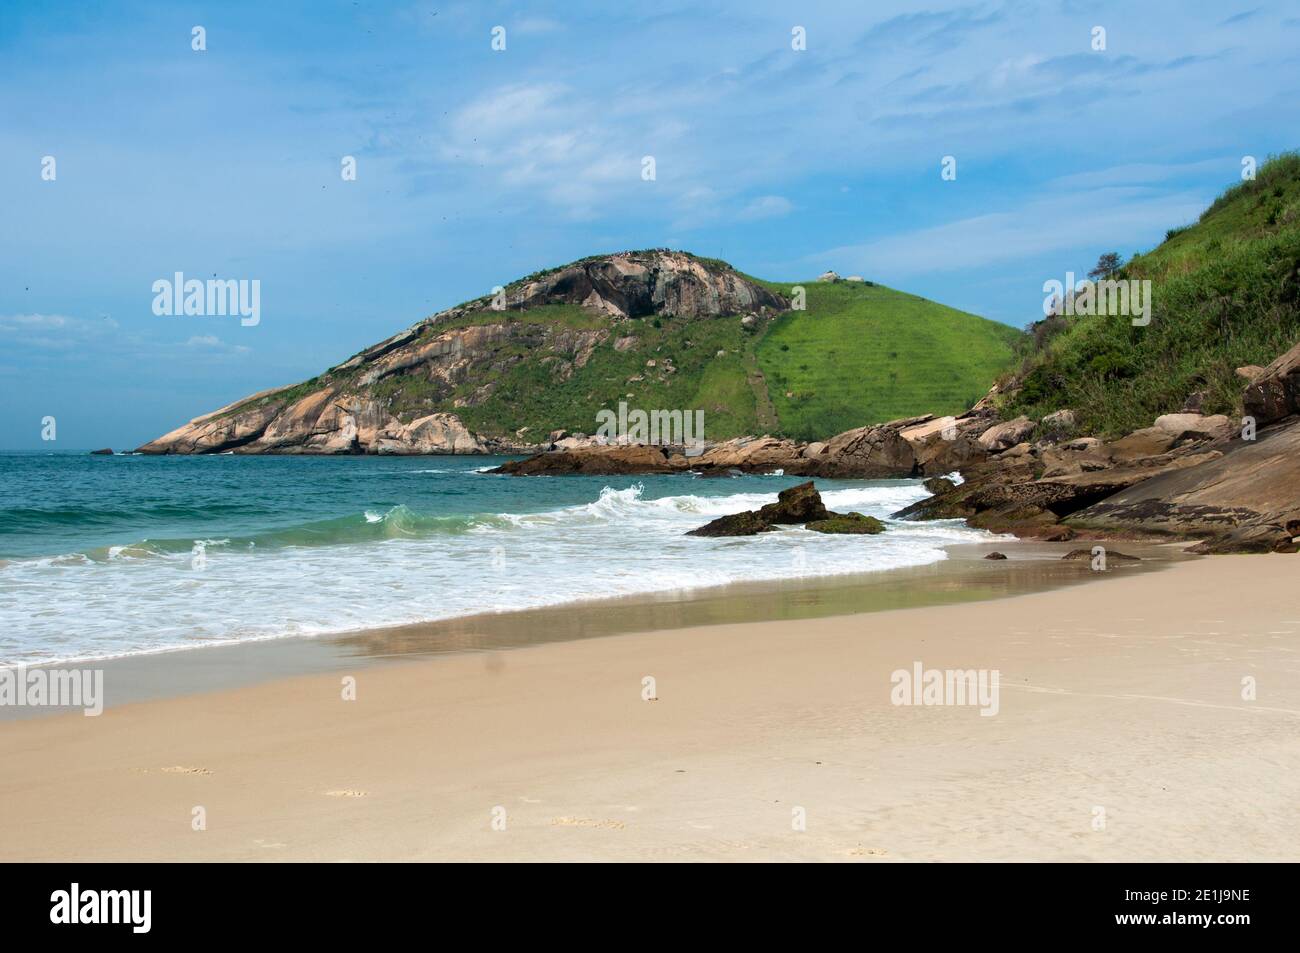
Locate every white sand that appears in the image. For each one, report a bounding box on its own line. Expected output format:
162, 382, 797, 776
1, 555, 1297, 861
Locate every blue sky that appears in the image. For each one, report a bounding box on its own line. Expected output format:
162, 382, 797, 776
2, 0, 1298, 449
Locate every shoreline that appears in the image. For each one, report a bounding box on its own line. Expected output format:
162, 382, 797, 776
1, 536, 1190, 716
1, 553, 1295, 861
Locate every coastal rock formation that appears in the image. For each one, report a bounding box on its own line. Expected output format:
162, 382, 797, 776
1242, 340, 1300, 426
894, 337, 1300, 553
137, 250, 787, 455
756, 480, 833, 524
1068, 414, 1300, 550
496, 410, 999, 479
510, 250, 786, 320
686, 481, 877, 537
1061, 548, 1140, 562
893, 424, 1224, 539
139, 391, 519, 456
494, 443, 684, 476
806, 513, 886, 535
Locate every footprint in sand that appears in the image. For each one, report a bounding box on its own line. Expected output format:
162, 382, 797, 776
324, 789, 369, 798
550, 816, 625, 830
161, 766, 212, 776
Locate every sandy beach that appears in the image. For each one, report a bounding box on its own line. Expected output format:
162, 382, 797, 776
2, 552, 1297, 862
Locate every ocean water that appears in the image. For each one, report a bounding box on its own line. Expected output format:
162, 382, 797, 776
0, 452, 993, 666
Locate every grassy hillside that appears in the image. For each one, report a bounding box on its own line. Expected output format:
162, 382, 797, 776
1003, 153, 1300, 437
448, 281, 1021, 441
753, 280, 1023, 440
445, 305, 762, 441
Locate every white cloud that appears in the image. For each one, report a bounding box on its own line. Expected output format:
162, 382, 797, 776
185, 334, 250, 355
0, 313, 118, 348
738, 195, 794, 221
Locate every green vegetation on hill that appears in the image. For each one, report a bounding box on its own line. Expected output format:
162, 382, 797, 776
753, 280, 1023, 440
215, 257, 1025, 443
443, 309, 761, 441
1004, 153, 1300, 437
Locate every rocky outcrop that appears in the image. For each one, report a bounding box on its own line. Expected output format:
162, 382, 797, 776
755, 481, 833, 524
895, 335, 1300, 554
138, 390, 521, 456
491, 443, 684, 476
512, 250, 786, 320
1242, 340, 1300, 426
1061, 548, 1140, 562
977, 416, 1035, 452
894, 416, 1228, 540
807, 513, 885, 534
1153, 413, 1233, 441
1068, 414, 1300, 549
138, 250, 786, 455
686, 481, 877, 537
497, 409, 999, 479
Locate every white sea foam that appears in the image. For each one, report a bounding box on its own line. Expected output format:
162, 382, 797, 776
0, 479, 996, 667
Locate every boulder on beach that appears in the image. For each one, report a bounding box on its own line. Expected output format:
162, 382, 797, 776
1061, 548, 1140, 562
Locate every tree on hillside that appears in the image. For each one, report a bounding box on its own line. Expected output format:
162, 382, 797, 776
1088, 252, 1123, 281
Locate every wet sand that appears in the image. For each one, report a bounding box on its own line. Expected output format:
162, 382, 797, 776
0, 538, 1185, 715
2, 550, 1296, 862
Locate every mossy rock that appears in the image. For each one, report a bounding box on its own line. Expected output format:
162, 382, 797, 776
806, 512, 886, 535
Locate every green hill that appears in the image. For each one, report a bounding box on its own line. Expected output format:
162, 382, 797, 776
753, 280, 1023, 440
142, 249, 1025, 454
448, 278, 1022, 442
1002, 152, 1300, 437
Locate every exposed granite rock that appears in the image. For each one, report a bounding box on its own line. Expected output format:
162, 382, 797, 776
692, 435, 805, 474
1153, 412, 1233, 442
492, 443, 683, 476
687, 481, 880, 537
512, 250, 786, 320
756, 481, 833, 524
684, 510, 776, 538
1243, 340, 1300, 426
978, 416, 1036, 452
90, 448, 114, 455
1061, 548, 1140, 562
900, 412, 995, 475
1186, 525, 1298, 555
1069, 414, 1300, 544
922, 476, 957, 496
895, 424, 1223, 541
1039, 408, 1077, 441
984, 551, 1008, 560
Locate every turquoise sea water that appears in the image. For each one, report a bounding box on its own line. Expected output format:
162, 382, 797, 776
0, 451, 994, 665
